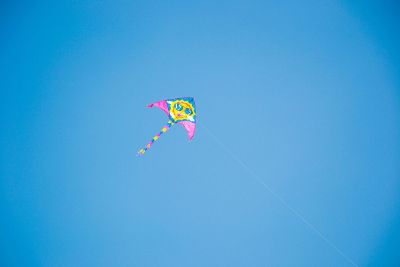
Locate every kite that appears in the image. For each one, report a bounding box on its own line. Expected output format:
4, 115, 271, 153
137, 97, 196, 156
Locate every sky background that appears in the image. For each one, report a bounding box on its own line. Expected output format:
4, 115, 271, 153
1, 0, 400, 266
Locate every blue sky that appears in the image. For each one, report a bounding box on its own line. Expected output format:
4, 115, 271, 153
1, 1, 399, 266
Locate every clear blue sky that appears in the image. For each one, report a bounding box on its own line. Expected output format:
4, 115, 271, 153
1, 1, 399, 266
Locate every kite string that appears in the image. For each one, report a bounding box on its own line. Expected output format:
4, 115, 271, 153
203, 124, 359, 267
137, 120, 175, 156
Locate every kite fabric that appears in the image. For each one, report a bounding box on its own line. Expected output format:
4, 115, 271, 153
137, 97, 196, 156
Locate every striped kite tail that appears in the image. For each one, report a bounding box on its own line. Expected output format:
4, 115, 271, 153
137, 120, 175, 156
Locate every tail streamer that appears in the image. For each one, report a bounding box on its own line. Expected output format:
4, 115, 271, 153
137, 120, 175, 156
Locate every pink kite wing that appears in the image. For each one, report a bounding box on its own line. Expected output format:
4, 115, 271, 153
147, 100, 169, 116
177, 121, 196, 140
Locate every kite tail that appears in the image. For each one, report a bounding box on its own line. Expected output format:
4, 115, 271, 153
137, 120, 175, 156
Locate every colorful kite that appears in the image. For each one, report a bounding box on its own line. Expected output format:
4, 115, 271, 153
137, 97, 196, 156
